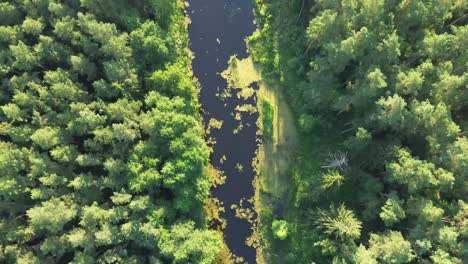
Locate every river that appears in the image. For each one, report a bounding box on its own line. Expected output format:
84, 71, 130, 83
187, 0, 258, 263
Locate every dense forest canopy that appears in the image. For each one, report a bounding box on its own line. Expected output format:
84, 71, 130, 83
251, 0, 467, 263
0, 0, 222, 263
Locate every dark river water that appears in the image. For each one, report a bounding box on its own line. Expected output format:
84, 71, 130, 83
187, 0, 258, 263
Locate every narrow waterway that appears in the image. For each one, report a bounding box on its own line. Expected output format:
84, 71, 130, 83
187, 1, 258, 263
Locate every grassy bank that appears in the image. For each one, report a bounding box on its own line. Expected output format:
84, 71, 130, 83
248, 0, 344, 261
255, 77, 300, 264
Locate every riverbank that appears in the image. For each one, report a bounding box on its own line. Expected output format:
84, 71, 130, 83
255, 79, 299, 264
245, 0, 314, 262
220, 53, 299, 263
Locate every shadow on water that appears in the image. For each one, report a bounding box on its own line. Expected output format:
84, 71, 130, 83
186, 0, 258, 263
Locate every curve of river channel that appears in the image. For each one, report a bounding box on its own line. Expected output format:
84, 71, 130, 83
187, 0, 258, 263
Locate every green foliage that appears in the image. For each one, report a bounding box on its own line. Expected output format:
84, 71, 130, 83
368, 231, 415, 264
146, 63, 194, 98
379, 192, 406, 227
21, 17, 44, 35
27, 198, 77, 234
272, 219, 289, 240
30, 127, 61, 150
431, 249, 463, 264
389, 148, 454, 193
0, 2, 22, 26
159, 221, 222, 264
252, 0, 467, 263
320, 170, 345, 190
130, 20, 174, 71
262, 99, 274, 140
298, 113, 319, 133
354, 245, 377, 264
0, 1, 219, 263
317, 204, 362, 241
10, 41, 38, 71
1, 103, 23, 121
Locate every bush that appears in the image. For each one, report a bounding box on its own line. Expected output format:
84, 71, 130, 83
272, 219, 289, 240
262, 99, 274, 140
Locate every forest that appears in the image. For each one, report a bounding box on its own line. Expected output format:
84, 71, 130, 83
250, 0, 467, 263
1, 0, 467, 263
0, 0, 224, 263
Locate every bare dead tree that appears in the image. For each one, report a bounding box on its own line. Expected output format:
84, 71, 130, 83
321, 151, 348, 171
